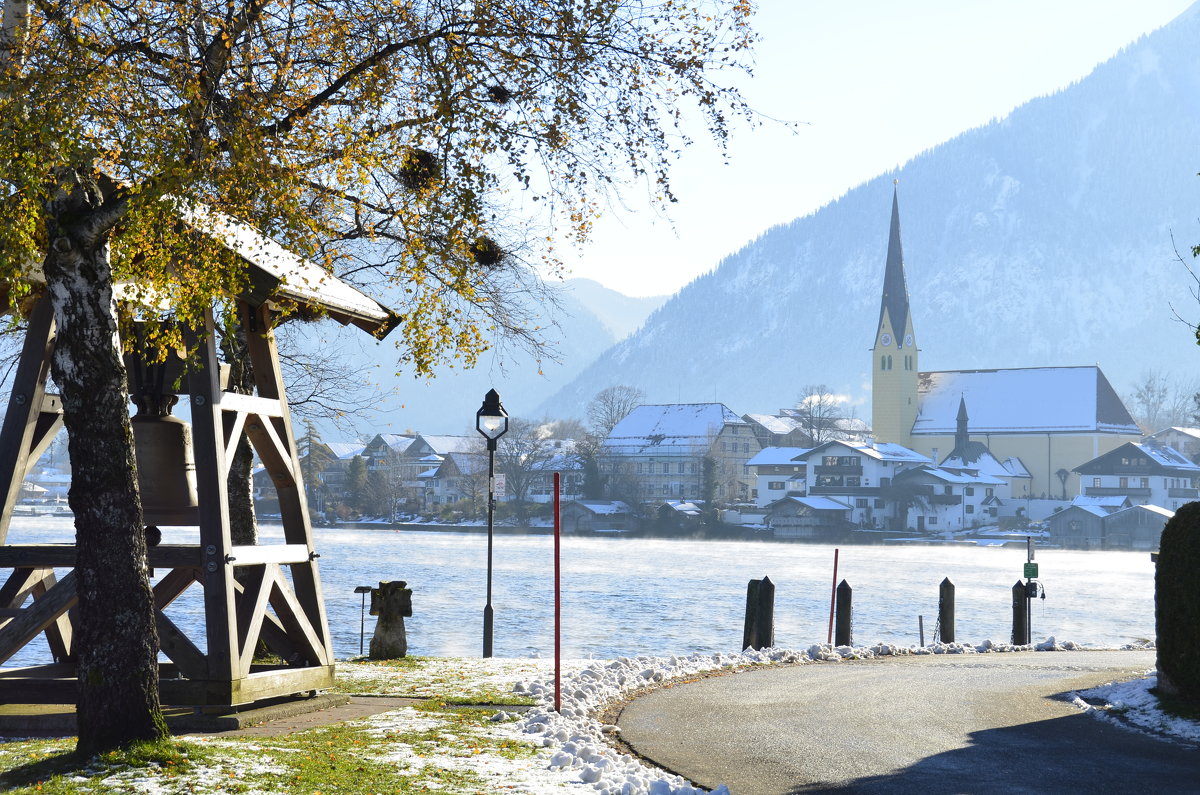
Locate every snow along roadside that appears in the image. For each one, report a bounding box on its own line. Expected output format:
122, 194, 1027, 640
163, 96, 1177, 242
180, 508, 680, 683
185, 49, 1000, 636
512, 636, 1125, 795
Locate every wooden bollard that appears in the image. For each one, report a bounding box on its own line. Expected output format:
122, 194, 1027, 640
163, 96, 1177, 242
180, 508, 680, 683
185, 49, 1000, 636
834, 579, 853, 646
1011, 580, 1030, 646
742, 576, 775, 650
939, 577, 956, 644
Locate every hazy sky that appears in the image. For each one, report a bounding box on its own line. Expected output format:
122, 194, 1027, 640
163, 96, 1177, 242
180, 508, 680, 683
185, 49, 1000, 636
562, 0, 1196, 297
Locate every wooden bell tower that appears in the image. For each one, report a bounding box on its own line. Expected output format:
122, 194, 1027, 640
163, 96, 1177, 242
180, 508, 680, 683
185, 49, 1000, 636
0, 219, 396, 706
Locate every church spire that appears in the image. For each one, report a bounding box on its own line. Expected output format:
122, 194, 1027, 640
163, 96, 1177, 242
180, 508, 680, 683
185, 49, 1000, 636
877, 184, 909, 349
955, 395, 969, 453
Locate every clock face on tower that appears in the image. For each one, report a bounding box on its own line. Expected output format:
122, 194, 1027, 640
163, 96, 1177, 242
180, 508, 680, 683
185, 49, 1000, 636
904, 334, 913, 347
880, 333, 892, 347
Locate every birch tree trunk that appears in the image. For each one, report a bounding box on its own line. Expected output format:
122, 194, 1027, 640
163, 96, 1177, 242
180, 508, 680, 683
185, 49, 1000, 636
43, 169, 167, 753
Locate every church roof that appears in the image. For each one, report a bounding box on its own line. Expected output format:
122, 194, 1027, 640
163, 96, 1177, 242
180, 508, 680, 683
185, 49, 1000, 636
913, 366, 1139, 435
876, 186, 910, 348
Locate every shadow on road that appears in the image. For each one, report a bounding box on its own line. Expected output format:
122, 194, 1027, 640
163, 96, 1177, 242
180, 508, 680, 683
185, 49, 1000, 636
786, 709, 1199, 794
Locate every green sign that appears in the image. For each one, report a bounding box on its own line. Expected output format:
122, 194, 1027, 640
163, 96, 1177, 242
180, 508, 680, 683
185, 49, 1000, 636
1024, 562, 1039, 579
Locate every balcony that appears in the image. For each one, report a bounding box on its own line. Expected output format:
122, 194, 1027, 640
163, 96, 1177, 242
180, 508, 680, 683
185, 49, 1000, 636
1168, 487, 1199, 498
809, 486, 880, 497
813, 464, 863, 477
928, 494, 962, 506
1084, 486, 1152, 498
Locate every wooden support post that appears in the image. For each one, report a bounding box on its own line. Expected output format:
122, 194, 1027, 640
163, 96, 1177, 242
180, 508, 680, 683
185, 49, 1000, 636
1011, 580, 1030, 645
834, 579, 852, 647
742, 576, 775, 651
938, 577, 955, 644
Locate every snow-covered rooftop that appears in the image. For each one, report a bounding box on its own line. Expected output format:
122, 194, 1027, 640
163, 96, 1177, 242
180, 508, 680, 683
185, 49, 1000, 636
1110, 504, 1174, 520
604, 403, 746, 456
569, 500, 631, 516
326, 442, 366, 460
805, 439, 932, 464
746, 446, 809, 467
419, 434, 480, 455
743, 413, 801, 435
1076, 441, 1200, 474
913, 366, 1140, 435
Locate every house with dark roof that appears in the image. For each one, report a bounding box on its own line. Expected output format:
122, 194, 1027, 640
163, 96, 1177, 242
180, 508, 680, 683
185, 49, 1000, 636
868, 188, 1142, 499
1146, 427, 1200, 462
1073, 441, 1200, 511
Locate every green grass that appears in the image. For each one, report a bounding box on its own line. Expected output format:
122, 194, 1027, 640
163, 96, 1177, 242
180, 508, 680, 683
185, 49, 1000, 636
0, 700, 539, 794
0, 738, 206, 793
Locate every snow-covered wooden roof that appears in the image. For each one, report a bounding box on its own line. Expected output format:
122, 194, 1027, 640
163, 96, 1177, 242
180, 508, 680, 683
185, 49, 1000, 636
913, 366, 1139, 435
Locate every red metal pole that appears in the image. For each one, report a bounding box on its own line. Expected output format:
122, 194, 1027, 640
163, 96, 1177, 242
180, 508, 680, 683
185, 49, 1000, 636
553, 472, 561, 713
827, 548, 839, 644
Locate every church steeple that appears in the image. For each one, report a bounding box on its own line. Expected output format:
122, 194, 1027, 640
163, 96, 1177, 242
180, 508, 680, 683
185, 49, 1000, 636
871, 184, 919, 448
955, 395, 969, 453
877, 185, 910, 350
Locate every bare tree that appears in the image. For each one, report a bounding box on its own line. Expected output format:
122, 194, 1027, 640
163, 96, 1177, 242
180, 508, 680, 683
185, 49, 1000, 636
1126, 370, 1199, 434
794, 385, 852, 445
587, 385, 645, 437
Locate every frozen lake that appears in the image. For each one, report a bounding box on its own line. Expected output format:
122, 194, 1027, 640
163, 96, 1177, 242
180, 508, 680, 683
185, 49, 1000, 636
4, 518, 1157, 665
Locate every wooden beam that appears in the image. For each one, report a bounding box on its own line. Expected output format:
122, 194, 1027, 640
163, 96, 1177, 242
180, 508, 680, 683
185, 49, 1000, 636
0, 571, 76, 665
234, 564, 274, 676
0, 298, 57, 543
31, 572, 72, 662
219, 392, 284, 418
155, 612, 208, 679
0, 544, 203, 568
228, 544, 310, 566
268, 573, 329, 667
153, 567, 200, 610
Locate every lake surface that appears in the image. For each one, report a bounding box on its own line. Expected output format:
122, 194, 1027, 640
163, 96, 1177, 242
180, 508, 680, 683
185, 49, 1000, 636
4, 519, 1157, 665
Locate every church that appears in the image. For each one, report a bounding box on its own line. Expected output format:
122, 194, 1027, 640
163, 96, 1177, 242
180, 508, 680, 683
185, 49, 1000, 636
870, 188, 1142, 498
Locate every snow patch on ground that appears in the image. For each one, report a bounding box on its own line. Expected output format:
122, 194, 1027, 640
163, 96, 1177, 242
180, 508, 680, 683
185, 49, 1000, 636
1071, 671, 1200, 747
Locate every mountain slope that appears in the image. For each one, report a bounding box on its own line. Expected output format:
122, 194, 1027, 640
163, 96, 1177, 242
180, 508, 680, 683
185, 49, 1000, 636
537, 5, 1200, 422
295, 278, 666, 438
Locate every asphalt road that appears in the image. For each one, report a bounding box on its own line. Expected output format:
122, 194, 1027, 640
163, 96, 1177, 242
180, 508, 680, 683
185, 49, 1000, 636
617, 650, 1199, 794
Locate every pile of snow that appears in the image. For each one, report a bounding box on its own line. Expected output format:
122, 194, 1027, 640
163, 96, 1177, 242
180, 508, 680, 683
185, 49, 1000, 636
510, 639, 1096, 794
1072, 672, 1200, 747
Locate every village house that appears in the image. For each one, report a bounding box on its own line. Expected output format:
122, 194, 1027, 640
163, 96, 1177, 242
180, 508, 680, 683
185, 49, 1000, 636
1045, 504, 1108, 549
763, 495, 853, 539
891, 465, 1007, 532
798, 439, 931, 528
1146, 427, 1200, 462
1103, 504, 1173, 550
560, 500, 633, 534
600, 403, 761, 504
746, 446, 809, 507
1073, 440, 1200, 511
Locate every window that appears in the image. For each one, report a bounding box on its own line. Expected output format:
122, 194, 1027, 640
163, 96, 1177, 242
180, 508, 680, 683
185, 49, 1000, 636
944, 485, 953, 495
846, 477, 861, 487
1093, 478, 1101, 488
855, 498, 867, 508
743, 443, 750, 454
986, 488, 994, 497
928, 516, 938, 525
874, 499, 885, 509
966, 505, 975, 514
1141, 477, 1150, 489
678, 462, 685, 474
637, 463, 644, 474
965, 487, 974, 496
768, 481, 785, 490
1119, 477, 1128, 488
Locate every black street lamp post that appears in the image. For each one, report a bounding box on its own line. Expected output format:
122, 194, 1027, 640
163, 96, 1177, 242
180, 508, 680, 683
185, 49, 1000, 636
476, 388, 509, 657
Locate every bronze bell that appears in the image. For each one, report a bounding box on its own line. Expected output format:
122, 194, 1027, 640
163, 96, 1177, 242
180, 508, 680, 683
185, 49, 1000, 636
127, 332, 200, 526
132, 406, 200, 526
